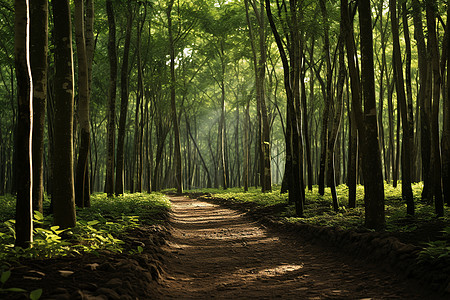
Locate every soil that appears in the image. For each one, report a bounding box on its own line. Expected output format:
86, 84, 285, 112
157, 196, 446, 299
1, 195, 447, 299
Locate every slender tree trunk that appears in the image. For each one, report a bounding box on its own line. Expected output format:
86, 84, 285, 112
105, 0, 117, 197
167, 0, 182, 193
266, 0, 304, 215
390, 0, 414, 215
443, 3, 450, 206
301, 57, 312, 191
30, 0, 47, 215
115, 1, 132, 196
327, 26, 346, 212
74, 0, 90, 208
402, 2, 415, 182
341, 0, 359, 209
52, 0, 76, 228
318, 0, 331, 196
412, 0, 432, 201
358, 0, 385, 229
14, 0, 33, 247
244, 100, 250, 191
426, 1, 444, 216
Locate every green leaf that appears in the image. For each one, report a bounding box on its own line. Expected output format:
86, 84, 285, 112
137, 245, 143, 253
3, 287, 26, 292
30, 288, 43, 300
1, 270, 11, 284
50, 226, 60, 232
33, 211, 44, 221
87, 220, 100, 226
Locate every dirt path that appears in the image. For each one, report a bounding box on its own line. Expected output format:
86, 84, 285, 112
158, 196, 442, 299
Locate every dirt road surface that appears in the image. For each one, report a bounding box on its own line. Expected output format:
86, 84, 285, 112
158, 196, 443, 299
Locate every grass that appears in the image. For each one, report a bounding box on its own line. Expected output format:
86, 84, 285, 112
188, 183, 450, 262
189, 182, 449, 231
0, 193, 170, 263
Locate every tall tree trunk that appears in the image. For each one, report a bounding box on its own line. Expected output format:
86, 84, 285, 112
412, 0, 431, 201
358, 0, 385, 229
74, 0, 91, 208
30, 0, 47, 215
390, 0, 414, 215
426, 1, 444, 217
245, 0, 271, 192
301, 56, 312, 191
167, 0, 182, 194
341, 0, 359, 209
318, 0, 331, 196
115, 1, 132, 196
52, 0, 76, 228
14, 0, 33, 247
244, 100, 250, 191
402, 2, 415, 182
266, 0, 304, 216
105, 0, 117, 197
327, 27, 346, 212
85, 0, 94, 205
443, 3, 450, 206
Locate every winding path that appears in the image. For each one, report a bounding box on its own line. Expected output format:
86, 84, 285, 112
158, 196, 442, 299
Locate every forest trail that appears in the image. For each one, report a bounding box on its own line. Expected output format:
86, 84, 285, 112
158, 196, 442, 299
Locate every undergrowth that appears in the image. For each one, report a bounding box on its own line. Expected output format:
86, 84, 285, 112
0, 193, 170, 263
189, 183, 450, 263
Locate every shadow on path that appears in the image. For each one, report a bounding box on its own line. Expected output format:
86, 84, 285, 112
158, 196, 442, 299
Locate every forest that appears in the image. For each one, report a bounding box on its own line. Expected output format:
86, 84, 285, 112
1, 0, 450, 298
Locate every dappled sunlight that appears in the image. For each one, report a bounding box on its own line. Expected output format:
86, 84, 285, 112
159, 196, 436, 299
234, 263, 305, 279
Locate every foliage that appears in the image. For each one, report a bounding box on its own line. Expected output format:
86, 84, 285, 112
197, 183, 450, 252
0, 269, 42, 299
0, 193, 170, 263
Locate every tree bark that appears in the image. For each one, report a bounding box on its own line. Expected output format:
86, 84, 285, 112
443, 2, 450, 206
266, 0, 304, 215
14, 0, 33, 247
358, 0, 385, 229
390, 0, 414, 215
426, 1, 444, 216
30, 0, 47, 215
105, 0, 117, 197
167, 0, 183, 194
52, 0, 76, 228
115, 1, 132, 196
74, 0, 90, 208
412, 0, 432, 201
318, 0, 331, 197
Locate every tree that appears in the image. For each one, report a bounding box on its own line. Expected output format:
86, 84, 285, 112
266, 0, 304, 216
390, 0, 414, 216
14, 0, 33, 247
116, 0, 133, 196
244, 0, 272, 192
426, 0, 444, 217
167, 0, 183, 194
74, 0, 91, 207
52, 0, 76, 228
30, 0, 48, 214
105, 0, 117, 197
358, 0, 385, 229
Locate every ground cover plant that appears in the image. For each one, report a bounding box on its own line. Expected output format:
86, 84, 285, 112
0, 193, 170, 298
188, 183, 450, 263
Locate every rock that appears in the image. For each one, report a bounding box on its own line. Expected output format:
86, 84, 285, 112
78, 282, 98, 291
106, 278, 123, 287
96, 287, 121, 300
50, 288, 69, 295
58, 270, 74, 277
